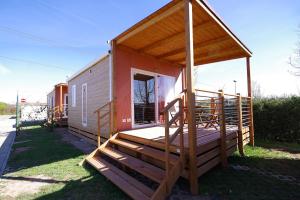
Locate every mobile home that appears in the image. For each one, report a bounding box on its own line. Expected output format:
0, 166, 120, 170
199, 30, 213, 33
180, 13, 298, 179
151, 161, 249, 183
47, 83, 68, 126
68, 55, 110, 144
69, 0, 255, 199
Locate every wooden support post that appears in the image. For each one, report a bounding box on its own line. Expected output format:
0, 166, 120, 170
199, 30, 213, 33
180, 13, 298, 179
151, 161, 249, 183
164, 109, 170, 193
97, 111, 101, 147
60, 85, 63, 113
111, 40, 116, 137
246, 57, 254, 146
218, 90, 228, 167
236, 93, 244, 156
185, 0, 198, 194
210, 97, 215, 115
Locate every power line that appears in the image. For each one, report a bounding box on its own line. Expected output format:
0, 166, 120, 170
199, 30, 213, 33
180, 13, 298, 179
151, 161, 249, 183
0, 25, 96, 54
35, 0, 101, 31
0, 55, 71, 71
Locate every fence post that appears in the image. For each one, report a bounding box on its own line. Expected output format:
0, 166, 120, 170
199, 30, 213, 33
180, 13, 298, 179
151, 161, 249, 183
249, 98, 254, 146
236, 93, 244, 156
218, 90, 228, 167
16, 94, 20, 133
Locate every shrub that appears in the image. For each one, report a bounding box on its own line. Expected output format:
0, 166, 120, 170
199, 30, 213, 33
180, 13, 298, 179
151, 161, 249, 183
0, 102, 16, 115
253, 96, 300, 143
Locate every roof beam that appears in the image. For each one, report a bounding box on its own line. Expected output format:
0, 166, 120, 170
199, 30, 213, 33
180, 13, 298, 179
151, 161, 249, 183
194, 52, 245, 65
174, 45, 239, 64
139, 20, 214, 53
194, 0, 252, 56
157, 35, 230, 59
116, 0, 184, 44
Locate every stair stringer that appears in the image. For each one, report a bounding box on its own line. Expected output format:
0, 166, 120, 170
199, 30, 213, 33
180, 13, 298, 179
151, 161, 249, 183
80, 133, 118, 166
151, 159, 183, 200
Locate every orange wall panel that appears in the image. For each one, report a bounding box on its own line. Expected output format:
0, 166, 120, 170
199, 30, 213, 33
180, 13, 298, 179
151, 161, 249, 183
114, 46, 182, 131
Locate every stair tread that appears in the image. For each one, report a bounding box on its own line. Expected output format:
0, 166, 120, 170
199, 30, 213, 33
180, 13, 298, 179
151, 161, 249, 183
111, 138, 179, 164
100, 147, 166, 183
86, 156, 153, 200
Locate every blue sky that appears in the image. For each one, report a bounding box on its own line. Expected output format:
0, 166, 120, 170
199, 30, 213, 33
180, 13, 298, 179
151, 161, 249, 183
0, 0, 299, 103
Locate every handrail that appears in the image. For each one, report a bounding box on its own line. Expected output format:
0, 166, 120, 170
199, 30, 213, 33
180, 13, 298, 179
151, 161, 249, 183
161, 98, 181, 113
164, 97, 184, 193
195, 88, 221, 94
94, 101, 112, 114
94, 101, 113, 147
224, 93, 239, 97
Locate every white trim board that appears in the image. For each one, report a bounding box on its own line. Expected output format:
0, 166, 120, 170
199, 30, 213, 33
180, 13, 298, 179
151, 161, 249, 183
81, 83, 87, 127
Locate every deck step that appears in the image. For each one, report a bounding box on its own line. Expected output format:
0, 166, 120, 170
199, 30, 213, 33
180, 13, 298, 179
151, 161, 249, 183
100, 147, 166, 183
110, 138, 179, 164
86, 156, 153, 200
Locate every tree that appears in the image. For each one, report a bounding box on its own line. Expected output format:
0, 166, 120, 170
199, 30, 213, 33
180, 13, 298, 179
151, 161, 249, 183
252, 81, 263, 99
289, 25, 300, 75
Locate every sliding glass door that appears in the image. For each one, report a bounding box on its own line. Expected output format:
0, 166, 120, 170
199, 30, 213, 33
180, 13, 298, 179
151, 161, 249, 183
133, 73, 156, 125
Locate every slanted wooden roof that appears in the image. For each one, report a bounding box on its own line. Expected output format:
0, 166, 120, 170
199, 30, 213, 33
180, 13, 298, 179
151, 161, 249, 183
113, 0, 251, 66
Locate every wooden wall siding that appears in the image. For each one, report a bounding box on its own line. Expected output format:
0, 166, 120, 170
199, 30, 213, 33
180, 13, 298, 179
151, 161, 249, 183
68, 56, 110, 140
47, 90, 55, 107
114, 0, 251, 66
55, 85, 68, 109
114, 45, 182, 131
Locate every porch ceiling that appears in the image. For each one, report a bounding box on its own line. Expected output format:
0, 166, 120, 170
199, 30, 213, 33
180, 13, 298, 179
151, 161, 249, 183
113, 0, 252, 66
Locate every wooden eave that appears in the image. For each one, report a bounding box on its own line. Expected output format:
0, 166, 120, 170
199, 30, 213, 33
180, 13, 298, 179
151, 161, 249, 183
113, 0, 252, 66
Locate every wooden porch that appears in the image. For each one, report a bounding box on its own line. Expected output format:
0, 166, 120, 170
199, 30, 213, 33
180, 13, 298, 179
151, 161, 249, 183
84, 0, 254, 199
118, 124, 247, 179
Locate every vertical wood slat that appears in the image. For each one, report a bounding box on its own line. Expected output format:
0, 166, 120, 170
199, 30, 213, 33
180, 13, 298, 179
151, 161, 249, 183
236, 93, 244, 156
184, 0, 198, 194
218, 90, 228, 167
246, 57, 254, 146
109, 102, 113, 138
97, 111, 101, 147
179, 97, 184, 163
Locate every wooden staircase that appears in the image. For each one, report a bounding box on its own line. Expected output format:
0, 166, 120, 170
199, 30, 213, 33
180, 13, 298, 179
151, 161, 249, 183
85, 98, 184, 199
85, 133, 184, 200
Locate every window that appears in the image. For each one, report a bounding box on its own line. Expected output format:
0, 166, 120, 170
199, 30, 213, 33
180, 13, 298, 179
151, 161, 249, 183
71, 85, 76, 107
82, 83, 87, 126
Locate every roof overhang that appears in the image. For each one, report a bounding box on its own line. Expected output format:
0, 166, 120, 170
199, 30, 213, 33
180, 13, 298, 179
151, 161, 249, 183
113, 0, 252, 66
67, 54, 109, 82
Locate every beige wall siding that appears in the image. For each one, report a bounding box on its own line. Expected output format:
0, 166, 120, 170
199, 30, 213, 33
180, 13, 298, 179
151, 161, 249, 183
68, 56, 110, 141
47, 90, 55, 109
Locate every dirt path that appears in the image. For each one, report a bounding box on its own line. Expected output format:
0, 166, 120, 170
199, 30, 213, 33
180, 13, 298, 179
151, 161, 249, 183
0, 115, 16, 175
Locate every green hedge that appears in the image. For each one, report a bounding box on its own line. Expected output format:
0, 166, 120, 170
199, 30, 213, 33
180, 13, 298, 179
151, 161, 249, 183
253, 97, 300, 143
0, 102, 16, 115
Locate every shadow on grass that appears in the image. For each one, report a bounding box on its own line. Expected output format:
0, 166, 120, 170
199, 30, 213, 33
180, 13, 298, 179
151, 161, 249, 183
34, 164, 130, 200
6, 126, 83, 174
229, 145, 300, 179
0, 175, 69, 184
255, 139, 300, 155
198, 145, 300, 200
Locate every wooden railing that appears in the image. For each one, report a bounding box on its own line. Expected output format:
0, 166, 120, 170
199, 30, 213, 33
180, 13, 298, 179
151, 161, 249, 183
94, 101, 113, 147
163, 97, 184, 193
193, 89, 254, 163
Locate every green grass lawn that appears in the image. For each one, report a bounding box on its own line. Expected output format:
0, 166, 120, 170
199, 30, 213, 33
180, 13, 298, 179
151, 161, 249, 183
1, 126, 300, 200
1, 126, 129, 200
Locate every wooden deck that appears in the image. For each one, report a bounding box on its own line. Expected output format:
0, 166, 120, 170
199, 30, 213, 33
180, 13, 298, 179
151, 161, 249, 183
120, 125, 238, 149
119, 124, 250, 179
